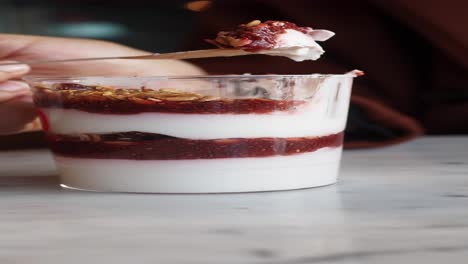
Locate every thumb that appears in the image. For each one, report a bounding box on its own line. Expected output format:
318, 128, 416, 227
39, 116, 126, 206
0, 34, 146, 61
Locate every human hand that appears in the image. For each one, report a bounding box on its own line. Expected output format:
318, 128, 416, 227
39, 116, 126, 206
0, 34, 204, 134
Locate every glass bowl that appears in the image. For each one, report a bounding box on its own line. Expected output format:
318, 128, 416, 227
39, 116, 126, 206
25, 74, 356, 193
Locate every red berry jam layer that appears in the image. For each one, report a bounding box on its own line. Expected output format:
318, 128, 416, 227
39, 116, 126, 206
207, 20, 311, 51
33, 84, 305, 114
47, 132, 343, 160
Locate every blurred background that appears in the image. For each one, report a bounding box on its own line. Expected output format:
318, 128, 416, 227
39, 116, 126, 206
0, 0, 467, 149
0, 0, 199, 52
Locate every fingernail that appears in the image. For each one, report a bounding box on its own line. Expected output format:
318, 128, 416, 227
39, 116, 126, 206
0, 64, 30, 73
0, 81, 29, 92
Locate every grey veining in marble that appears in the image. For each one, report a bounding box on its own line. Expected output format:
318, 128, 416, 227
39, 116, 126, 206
1, 136, 467, 264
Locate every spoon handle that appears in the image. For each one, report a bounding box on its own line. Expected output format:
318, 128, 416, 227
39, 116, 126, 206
0, 49, 250, 66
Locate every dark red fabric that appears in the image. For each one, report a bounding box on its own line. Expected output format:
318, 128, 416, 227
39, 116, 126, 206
346, 95, 424, 148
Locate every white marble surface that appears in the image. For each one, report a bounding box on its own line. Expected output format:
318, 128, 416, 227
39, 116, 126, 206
0, 149, 56, 177
1, 136, 468, 264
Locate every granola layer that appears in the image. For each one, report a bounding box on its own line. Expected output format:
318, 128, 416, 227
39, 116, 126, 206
33, 83, 305, 114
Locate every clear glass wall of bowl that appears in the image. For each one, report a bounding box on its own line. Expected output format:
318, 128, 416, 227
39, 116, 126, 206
25, 74, 355, 193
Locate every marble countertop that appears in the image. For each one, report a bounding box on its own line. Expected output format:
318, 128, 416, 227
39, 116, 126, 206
1, 136, 467, 264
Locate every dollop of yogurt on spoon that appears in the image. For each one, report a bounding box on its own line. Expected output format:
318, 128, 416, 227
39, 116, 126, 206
207, 20, 335, 62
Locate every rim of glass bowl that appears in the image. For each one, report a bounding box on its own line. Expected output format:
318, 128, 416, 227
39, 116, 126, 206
23, 73, 356, 83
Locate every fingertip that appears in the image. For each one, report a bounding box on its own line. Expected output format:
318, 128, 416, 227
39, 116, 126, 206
0, 81, 31, 101
0, 80, 30, 92
0, 61, 30, 72
0, 61, 30, 82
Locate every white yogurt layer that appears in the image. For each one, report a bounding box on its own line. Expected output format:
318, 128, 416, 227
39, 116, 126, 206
56, 147, 342, 193
258, 29, 335, 61
43, 77, 352, 139
44, 106, 344, 139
